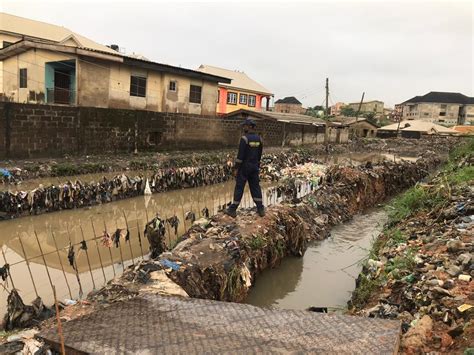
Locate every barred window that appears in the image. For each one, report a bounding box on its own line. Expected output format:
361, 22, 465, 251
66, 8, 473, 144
20, 68, 27, 88
169, 81, 177, 91
239, 93, 248, 105
130, 75, 147, 97
189, 85, 202, 103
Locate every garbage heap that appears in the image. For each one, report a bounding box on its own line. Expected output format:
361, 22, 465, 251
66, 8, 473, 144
349, 150, 473, 353
150, 153, 441, 303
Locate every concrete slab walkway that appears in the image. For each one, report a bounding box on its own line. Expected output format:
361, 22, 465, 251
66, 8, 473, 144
38, 294, 401, 354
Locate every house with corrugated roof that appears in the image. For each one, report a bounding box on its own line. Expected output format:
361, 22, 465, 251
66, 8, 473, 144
399, 91, 474, 126
0, 13, 230, 115
197, 65, 273, 114
377, 120, 459, 139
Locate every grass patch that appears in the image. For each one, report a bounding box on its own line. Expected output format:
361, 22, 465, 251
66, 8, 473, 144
386, 185, 442, 224
247, 234, 266, 250
446, 165, 474, 185
51, 163, 79, 176
350, 274, 382, 309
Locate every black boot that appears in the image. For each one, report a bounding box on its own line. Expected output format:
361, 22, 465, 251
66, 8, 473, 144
257, 207, 265, 217
225, 208, 237, 218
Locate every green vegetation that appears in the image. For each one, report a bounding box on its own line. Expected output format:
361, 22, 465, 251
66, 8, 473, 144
223, 265, 243, 300
386, 137, 474, 225
51, 162, 106, 177
350, 274, 382, 310
351, 137, 473, 309
247, 234, 266, 250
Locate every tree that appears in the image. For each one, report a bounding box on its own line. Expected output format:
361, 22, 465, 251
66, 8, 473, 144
362, 112, 378, 125
340, 106, 356, 117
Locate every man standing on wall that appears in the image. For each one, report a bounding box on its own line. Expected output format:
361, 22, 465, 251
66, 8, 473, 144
225, 118, 265, 218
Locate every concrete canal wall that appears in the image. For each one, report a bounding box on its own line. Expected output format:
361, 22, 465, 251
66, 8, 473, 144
0, 102, 341, 158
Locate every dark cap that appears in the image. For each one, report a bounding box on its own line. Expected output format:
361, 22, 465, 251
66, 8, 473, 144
240, 118, 256, 127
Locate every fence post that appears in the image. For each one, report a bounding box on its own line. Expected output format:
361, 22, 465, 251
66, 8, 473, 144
17, 234, 39, 298
33, 230, 55, 295
50, 230, 73, 299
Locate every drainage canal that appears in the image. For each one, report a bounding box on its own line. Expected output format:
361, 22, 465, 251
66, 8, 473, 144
245, 209, 388, 310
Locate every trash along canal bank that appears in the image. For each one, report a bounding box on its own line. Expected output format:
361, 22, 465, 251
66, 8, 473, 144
0, 136, 459, 184
0, 149, 457, 352
349, 139, 474, 353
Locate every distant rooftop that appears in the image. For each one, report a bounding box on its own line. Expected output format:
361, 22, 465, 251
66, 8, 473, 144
401, 92, 474, 105
197, 65, 272, 95
275, 96, 302, 105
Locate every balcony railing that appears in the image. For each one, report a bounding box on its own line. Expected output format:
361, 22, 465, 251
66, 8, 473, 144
46, 88, 76, 105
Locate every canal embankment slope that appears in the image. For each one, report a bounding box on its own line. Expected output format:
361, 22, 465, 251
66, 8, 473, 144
349, 138, 474, 353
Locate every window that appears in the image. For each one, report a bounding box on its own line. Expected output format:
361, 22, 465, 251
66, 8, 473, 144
19, 68, 27, 88
169, 81, 177, 91
227, 92, 237, 105
3, 41, 13, 48
439, 112, 446, 116
440, 104, 447, 110
423, 112, 429, 116
130, 75, 147, 97
239, 93, 248, 105
189, 85, 202, 104
248, 95, 256, 107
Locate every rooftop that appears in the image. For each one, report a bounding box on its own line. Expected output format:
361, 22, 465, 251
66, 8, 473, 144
225, 109, 327, 126
378, 120, 459, 135
0, 12, 118, 54
0, 39, 231, 84
401, 92, 474, 105
332, 117, 379, 128
197, 65, 272, 95
275, 96, 302, 105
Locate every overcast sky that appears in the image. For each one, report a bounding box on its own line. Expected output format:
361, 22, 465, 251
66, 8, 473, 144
2, 0, 473, 107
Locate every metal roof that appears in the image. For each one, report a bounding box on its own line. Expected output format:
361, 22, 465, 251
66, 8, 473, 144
197, 65, 272, 95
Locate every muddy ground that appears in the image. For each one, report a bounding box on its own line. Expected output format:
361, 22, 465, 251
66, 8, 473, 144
1, 137, 460, 183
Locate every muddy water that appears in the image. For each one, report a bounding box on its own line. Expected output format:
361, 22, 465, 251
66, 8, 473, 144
0, 179, 284, 314
245, 209, 388, 310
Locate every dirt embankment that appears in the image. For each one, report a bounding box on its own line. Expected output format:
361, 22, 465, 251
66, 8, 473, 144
156, 154, 441, 302
1, 137, 460, 183
349, 141, 474, 354
77, 153, 442, 309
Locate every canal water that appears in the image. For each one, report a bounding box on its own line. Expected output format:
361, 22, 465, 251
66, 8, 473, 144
0, 179, 285, 314
245, 209, 388, 310
0, 152, 409, 316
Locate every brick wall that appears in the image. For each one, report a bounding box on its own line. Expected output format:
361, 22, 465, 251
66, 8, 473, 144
0, 103, 346, 158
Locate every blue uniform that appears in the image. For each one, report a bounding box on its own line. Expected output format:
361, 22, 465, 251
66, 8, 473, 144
229, 132, 264, 210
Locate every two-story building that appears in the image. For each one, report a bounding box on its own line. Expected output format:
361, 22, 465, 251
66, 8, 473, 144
347, 100, 384, 117
197, 65, 273, 115
274, 96, 305, 114
399, 91, 474, 125
0, 13, 230, 115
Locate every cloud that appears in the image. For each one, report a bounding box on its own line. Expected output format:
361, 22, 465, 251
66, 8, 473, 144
3, 0, 473, 107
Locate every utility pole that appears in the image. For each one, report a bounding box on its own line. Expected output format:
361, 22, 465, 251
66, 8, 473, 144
355, 92, 365, 122
325, 78, 329, 117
